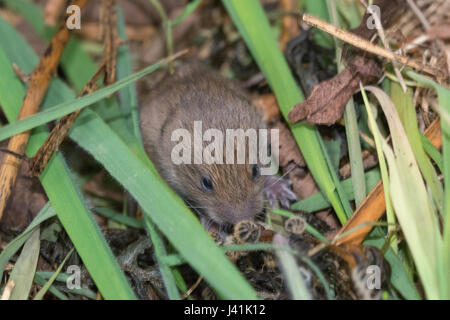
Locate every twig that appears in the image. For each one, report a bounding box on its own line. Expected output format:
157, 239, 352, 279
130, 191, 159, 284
302, 13, 442, 78
0, 0, 87, 220
29, 64, 106, 177
365, 2, 407, 92
181, 275, 203, 300
100, 0, 118, 86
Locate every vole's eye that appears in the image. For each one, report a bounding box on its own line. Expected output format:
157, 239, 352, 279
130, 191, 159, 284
251, 164, 260, 180
201, 176, 214, 192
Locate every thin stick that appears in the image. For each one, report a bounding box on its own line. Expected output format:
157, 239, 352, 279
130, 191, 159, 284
302, 13, 442, 77
0, 0, 88, 220
181, 275, 203, 300
29, 65, 106, 177
100, 0, 118, 86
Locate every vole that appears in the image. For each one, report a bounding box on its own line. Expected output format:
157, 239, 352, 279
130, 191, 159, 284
140, 63, 296, 233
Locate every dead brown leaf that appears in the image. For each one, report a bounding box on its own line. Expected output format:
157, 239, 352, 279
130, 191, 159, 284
288, 56, 381, 125
273, 121, 305, 167
253, 93, 281, 123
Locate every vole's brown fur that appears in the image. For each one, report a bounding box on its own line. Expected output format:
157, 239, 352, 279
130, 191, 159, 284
140, 63, 267, 225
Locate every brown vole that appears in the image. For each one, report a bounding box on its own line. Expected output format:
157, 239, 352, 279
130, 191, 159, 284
140, 63, 295, 232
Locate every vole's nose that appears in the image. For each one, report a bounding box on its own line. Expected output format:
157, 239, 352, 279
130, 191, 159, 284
222, 204, 256, 224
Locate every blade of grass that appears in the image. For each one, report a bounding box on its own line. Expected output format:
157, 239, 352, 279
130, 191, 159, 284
0, 56, 178, 142
68, 108, 258, 299
327, 0, 366, 207
291, 168, 380, 212
363, 84, 443, 299
316, 130, 354, 218
8, 228, 40, 300
117, 6, 142, 141
33, 274, 68, 300
364, 228, 421, 300
4, 0, 141, 145
145, 217, 181, 300
0, 19, 136, 300
222, 0, 351, 225
360, 84, 397, 252
35, 271, 97, 299
406, 70, 450, 299
390, 81, 443, 213
304, 0, 333, 48
0, 203, 55, 281
5, 1, 194, 299
274, 234, 311, 300
420, 133, 443, 173
117, 3, 185, 299
33, 248, 74, 300
336, 0, 361, 29
171, 0, 203, 26
93, 207, 144, 229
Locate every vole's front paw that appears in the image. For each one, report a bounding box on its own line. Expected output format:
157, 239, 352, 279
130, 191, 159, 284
264, 175, 297, 208
201, 217, 229, 243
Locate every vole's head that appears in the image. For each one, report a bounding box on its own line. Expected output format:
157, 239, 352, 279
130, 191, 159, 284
176, 161, 266, 225
157, 81, 271, 226
164, 113, 270, 225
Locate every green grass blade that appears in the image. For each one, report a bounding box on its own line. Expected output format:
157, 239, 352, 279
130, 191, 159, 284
420, 133, 443, 172
406, 70, 450, 299
3, 0, 146, 149
0, 58, 170, 142
360, 84, 397, 252
274, 234, 311, 300
364, 229, 421, 300
171, 0, 203, 26
363, 84, 442, 299
304, 0, 333, 48
222, 0, 350, 225
35, 272, 97, 299
391, 82, 443, 212
0, 19, 136, 300
68, 108, 257, 299
117, 5, 142, 141
33, 273, 69, 300
8, 228, 40, 300
327, 0, 366, 207
145, 217, 181, 300
33, 248, 74, 300
1, 0, 97, 89
93, 207, 144, 229
0, 203, 55, 281
291, 168, 380, 212
316, 130, 354, 218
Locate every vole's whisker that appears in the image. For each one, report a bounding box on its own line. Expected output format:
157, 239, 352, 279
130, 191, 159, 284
184, 199, 204, 217
262, 165, 296, 192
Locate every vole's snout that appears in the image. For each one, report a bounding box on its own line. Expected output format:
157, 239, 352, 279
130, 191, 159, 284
218, 201, 261, 225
